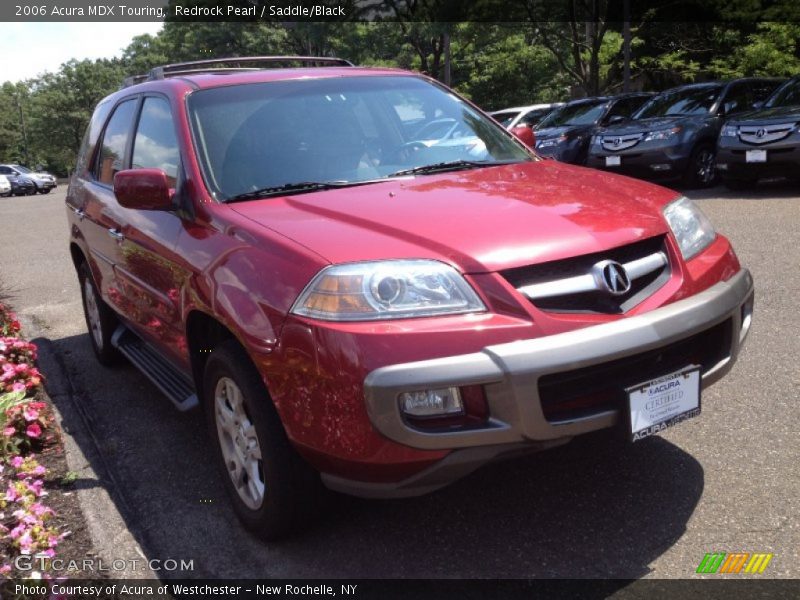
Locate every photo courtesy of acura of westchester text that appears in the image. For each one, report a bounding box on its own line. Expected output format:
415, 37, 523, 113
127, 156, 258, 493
0, 0, 797, 596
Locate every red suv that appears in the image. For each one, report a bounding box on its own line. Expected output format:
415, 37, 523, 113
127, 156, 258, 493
67, 57, 754, 539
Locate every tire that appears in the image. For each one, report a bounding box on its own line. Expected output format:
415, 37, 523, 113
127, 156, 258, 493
78, 262, 121, 366
204, 340, 322, 540
722, 177, 757, 191
683, 144, 718, 188
39, 188, 51, 195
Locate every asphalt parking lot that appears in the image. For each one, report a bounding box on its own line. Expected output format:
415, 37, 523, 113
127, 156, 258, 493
0, 181, 797, 579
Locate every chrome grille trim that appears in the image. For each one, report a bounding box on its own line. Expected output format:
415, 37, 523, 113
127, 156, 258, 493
518, 251, 668, 301
601, 133, 644, 152
738, 122, 795, 145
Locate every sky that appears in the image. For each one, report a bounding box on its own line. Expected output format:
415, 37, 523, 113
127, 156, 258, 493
1, 23, 164, 83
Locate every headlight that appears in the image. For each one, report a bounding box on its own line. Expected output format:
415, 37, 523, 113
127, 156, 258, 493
663, 196, 716, 260
291, 260, 486, 321
720, 125, 738, 137
644, 127, 681, 142
536, 135, 567, 148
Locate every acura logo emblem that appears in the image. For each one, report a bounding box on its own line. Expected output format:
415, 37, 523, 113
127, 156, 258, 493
613, 137, 621, 146
594, 260, 631, 295
756, 129, 766, 138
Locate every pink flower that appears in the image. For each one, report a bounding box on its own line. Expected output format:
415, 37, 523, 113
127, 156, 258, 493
3, 426, 15, 436
4, 484, 20, 502
18, 530, 33, 553
10, 456, 24, 468
8, 523, 25, 539
26, 423, 42, 439
12, 381, 26, 393
30, 503, 52, 517
23, 406, 39, 421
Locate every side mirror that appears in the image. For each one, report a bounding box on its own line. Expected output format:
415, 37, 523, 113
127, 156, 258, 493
510, 125, 536, 148
607, 115, 627, 125
113, 169, 174, 211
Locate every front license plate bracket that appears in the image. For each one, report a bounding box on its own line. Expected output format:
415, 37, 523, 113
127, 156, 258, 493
626, 365, 701, 442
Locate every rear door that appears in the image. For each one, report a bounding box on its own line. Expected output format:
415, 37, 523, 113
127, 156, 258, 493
80, 97, 139, 307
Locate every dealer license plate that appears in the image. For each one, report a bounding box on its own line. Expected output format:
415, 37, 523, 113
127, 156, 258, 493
605, 155, 621, 166
746, 149, 767, 163
627, 365, 701, 442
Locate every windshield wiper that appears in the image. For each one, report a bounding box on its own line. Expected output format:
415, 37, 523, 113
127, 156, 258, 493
388, 159, 523, 178
225, 180, 380, 203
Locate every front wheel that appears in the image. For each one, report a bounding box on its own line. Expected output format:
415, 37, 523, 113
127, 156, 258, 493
204, 341, 321, 540
39, 188, 51, 194
683, 144, 718, 188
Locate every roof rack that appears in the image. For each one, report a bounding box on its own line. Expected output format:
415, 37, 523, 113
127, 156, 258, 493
121, 56, 354, 88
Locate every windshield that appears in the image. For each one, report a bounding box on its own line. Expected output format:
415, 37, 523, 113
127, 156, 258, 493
187, 76, 531, 202
536, 101, 607, 127
635, 86, 722, 118
12, 165, 30, 173
766, 78, 800, 108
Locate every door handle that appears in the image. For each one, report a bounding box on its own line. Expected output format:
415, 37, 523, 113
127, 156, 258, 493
107, 228, 124, 241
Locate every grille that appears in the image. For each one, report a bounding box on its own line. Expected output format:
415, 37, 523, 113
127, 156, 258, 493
539, 318, 732, 422
503, 235, 671, 314
738, 123, 795, 145
601, 133, 644, 152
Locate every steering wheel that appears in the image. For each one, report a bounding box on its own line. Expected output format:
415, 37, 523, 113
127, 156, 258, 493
386, 141, 428, 165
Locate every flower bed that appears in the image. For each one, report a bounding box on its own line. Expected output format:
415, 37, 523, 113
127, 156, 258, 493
0, 302, 64, 577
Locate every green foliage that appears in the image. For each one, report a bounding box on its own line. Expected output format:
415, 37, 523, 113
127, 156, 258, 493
0, 391, 27, 456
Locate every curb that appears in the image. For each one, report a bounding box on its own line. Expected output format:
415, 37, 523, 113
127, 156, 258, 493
25, 318, 156, 580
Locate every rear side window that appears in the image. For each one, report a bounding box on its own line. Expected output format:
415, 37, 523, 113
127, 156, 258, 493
132, 97, 180, 187
95, 99, 137, 185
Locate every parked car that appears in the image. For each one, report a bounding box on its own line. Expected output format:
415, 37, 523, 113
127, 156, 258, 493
0, 164, 57, 194
0, 175, 10, 197
490, 103, 564, 130
586, 78, 784, 186
68, 57, 753, 540
533, 93, 653, 164
717, 75, 800, 189
6, 173, 36, 196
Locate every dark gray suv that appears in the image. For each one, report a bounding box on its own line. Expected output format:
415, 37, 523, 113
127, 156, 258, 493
586, 78, 783, 186
717, 75, 800, 189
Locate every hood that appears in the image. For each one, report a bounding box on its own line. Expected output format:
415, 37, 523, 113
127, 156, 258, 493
598, 116, 692, 135
535, 124, 593, 139
229, 161, 676, 273
728, 104, 800, 125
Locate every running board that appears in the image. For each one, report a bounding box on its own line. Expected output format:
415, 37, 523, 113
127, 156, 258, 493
111, 326, 199, 411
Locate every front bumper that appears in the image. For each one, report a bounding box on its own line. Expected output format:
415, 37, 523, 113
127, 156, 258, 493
324, 268, 753, 497
586, 145, 691, 179
717, 142, 800, 180
33, 179, 56, 190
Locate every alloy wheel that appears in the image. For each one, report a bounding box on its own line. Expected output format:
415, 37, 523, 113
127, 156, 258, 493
214, 376, 266, 510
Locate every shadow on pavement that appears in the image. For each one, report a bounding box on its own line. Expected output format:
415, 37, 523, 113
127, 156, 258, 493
35, 331, 705, 580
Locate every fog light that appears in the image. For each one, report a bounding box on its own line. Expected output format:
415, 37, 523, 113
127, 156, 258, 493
717, 162, 728, 171
400, 387, 463, 418
650, 163, 672, 171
